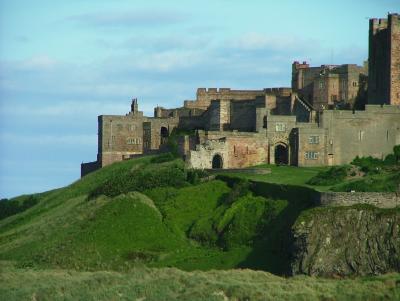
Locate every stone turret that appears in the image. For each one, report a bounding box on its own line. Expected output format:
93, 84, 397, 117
131, 98, 138, 114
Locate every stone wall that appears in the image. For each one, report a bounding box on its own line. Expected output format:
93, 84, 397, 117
316, 192, 400, 208
98, 114, 145, 166
297, 126, 327, 166
81, 160, 100, 177
321, 105, 400, 165
187, 131, 268, 169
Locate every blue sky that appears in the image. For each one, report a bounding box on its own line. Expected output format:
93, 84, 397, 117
0, 0, 398, 198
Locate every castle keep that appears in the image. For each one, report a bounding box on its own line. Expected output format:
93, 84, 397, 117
81, 13, 400, 176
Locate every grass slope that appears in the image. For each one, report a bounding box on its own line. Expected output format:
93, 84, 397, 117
1, 263, 399, 301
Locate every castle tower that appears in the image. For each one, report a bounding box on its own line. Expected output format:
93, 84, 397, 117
368, 13, 400, 105
131, 98, 138, 114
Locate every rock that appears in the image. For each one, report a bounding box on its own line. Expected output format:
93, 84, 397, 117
289, 206, 400, 276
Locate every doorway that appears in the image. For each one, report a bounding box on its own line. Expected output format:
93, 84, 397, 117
212, 154, 223, 169
275, 144, 288, 165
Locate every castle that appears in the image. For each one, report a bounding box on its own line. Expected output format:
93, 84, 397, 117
81, 13, 400, 176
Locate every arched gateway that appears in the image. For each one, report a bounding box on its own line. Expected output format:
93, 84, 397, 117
274, 143, 288, 165
212, 154, 223, 169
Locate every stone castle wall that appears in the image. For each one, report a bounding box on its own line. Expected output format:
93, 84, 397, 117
316, 192, 400, 208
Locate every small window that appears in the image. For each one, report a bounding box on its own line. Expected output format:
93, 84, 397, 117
305, 151, 319, 160
275, 123, 286, 132
308, 135, 320, 144
111, 136, 116, 141
319, 81, 324, 89
359, 131, 364, 141
352, 81, 358, 87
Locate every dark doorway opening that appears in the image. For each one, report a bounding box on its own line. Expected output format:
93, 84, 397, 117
160, 127, 169, 144
275, 144, 288, 165
212, 154, 223, 169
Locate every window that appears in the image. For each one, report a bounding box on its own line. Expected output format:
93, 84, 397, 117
127, 137, 141, 145
305, 151, 319, 160
358, 131, 364, 141
319, 81, 324, 89
331, 95, 337, 102
308, 135, 320, 144
275, 123, 286, 132
352, 81, 358, 87
128, 124, 136, 131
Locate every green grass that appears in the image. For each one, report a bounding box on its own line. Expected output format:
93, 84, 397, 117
218, 164, 332, 191
1, 154, 399, 299
1, 262, 399, 301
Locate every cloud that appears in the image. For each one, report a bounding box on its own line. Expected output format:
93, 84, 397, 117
68, 10, 188, 27
17, 55, 58, 71
0, 132, 97, 147
0, 100, 156, 118
228, 32, 319, 53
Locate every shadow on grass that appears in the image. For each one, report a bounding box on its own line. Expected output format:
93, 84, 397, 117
217, 175, 318, 275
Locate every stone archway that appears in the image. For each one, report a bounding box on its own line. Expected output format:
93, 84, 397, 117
160, 126, 169, 144
274, 143, 288, 165
212, 154, 223, 169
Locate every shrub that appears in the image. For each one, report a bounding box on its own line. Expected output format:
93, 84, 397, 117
186, 169, 209, 185
384, 154, 396, 165
394, 145, 400, 163
89, 161, 188, 199
150, 153, 175, 164
307, 166, 349, 186
0, 195, 39, 220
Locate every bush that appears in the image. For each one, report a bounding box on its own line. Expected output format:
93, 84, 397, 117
394, 145, 400, 163
0, 195, 39, 220
221, 179, 251, 205
351, 156, 384, 173
331, 172, 400, 192
384, 154, 396, 165
307, 166, 350, 186
89, 161, 188, 199
150, 153, 175, 164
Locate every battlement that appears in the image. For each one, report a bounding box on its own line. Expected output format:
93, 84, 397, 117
197, 88, 265, 94
292, 61, 309, 70
370, 14, 399, 33
264, 87, 292, 96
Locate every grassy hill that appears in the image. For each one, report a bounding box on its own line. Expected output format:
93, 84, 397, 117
1, 261, 399, 301
1, 154, 399, 300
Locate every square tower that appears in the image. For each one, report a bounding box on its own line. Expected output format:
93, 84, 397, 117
368, 13, 400, 105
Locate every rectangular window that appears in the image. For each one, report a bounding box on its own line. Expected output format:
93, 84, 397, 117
319, 81, 324, 89
308, 135, 320, 144
359, 131, 364, 141
305, 151, 319, 160
275, 123, 286, 132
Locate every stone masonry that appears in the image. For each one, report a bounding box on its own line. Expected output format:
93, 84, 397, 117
81, 13, 400, 177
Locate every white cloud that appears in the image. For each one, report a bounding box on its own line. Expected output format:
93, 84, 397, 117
17, 55, 59, 71
0, 133, 97, 147
229, 32, 319, 52
69, 10, 188, 27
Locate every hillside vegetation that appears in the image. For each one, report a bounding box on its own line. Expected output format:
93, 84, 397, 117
0, 153, 399, 299
1, 262, 399, 301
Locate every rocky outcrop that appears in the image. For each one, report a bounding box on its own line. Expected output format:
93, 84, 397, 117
290, 206, 400, 276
